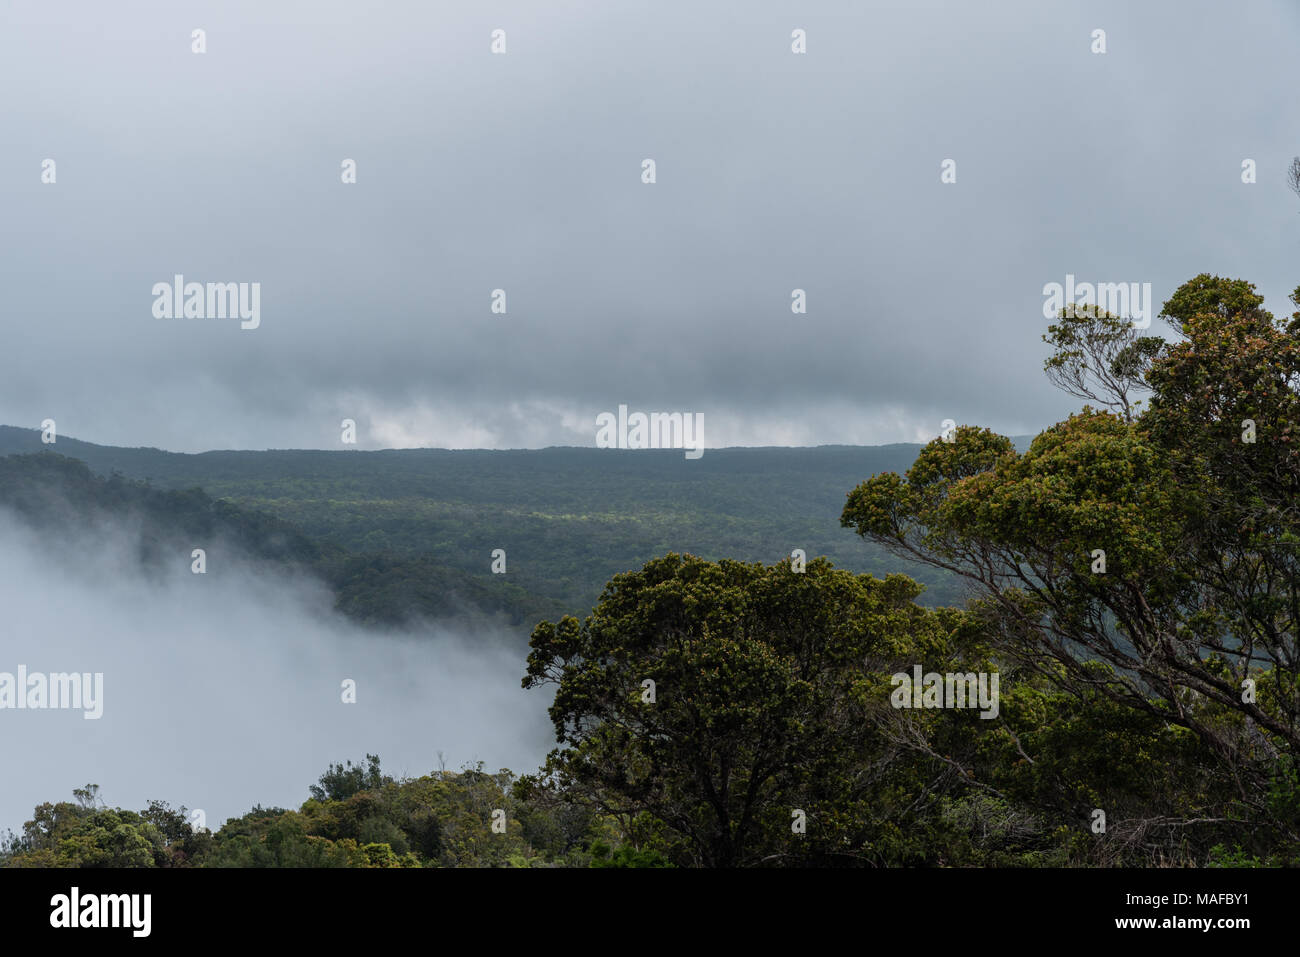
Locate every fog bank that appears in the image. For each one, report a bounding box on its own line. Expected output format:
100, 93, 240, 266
0, 509, 554, 835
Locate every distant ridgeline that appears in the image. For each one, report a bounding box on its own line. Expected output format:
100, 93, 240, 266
0, 426, 1031, 633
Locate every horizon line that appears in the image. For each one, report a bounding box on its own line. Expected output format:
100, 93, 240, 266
0, 424, 1039, 458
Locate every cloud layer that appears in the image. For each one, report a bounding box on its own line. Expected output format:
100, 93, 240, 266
1, 0, 1297, 453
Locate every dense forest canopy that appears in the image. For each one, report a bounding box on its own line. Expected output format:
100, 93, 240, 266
0, 431, 1007, 613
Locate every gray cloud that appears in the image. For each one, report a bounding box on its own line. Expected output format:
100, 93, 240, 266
0, 0, 1296, 452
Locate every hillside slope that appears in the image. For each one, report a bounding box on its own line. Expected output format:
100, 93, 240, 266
0, 427, 1031, 617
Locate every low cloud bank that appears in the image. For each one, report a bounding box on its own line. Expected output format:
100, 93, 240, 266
0, 508, 554, 834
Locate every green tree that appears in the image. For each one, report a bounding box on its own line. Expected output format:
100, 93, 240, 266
523, 552, 974, 866
841, 274, 1300, 859
309, 754, 391, 802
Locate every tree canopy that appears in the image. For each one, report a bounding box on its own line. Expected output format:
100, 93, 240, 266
842, 274, 1300, 861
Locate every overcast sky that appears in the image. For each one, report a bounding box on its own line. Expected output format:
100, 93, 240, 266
1, 0, 1297, 453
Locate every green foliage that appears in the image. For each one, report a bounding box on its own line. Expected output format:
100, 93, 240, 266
1, 790, 211, 868
588, 841, 673, 867
200, 759, 612, 868
309, 754, 391, 802
1, 759, 612, 869
841, 273, 1300, 865
1041, 304, 1162, 421
1207, 845, 1263, 868
524, 551, 1008, 866
0, 436, 980, 623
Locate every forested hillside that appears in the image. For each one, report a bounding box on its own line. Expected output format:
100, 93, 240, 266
0, 431, 1008, 618
0, 452, 559, 629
